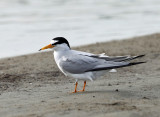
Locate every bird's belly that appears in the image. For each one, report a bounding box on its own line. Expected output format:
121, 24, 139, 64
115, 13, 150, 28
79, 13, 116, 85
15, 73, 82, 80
65, 71, 107, 81
68, 72, 93, 81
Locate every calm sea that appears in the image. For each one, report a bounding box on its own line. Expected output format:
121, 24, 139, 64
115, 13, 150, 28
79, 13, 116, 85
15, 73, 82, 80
0, 0, 160, 58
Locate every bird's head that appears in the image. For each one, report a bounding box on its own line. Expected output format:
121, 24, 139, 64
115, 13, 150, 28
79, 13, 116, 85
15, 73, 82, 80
39, 37, 70, 51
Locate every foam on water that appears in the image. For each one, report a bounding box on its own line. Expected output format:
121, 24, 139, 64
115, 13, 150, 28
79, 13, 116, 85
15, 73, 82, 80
0, 0, 160, 58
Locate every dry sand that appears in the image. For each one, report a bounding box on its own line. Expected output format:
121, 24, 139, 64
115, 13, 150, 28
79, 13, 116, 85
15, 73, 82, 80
0, 33, 160, 117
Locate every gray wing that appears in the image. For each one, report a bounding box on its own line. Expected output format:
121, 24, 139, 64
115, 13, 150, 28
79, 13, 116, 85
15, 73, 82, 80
83, 54, 145, 62
72, 50, 145, 62
59, 54, 130, 74
59, 55, 100, 74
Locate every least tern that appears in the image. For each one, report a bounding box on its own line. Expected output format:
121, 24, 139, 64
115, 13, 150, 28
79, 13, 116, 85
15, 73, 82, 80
39, 37, 145, 93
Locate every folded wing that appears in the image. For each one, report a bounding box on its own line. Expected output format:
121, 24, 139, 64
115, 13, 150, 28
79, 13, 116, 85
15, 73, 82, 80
59, 53, 145, 74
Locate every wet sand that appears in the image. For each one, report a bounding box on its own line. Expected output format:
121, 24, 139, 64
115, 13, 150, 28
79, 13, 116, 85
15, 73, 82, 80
0, 33, 160, 117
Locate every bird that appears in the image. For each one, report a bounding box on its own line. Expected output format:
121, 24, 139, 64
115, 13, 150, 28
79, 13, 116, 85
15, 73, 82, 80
39, 37, 145, 93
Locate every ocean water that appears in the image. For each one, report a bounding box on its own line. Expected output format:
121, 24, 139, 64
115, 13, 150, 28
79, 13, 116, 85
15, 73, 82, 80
0, 0, 160, 58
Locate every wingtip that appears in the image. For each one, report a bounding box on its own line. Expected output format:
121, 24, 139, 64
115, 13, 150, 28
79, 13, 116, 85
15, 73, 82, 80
129, 61, 146, 66
137, 54, 145, 58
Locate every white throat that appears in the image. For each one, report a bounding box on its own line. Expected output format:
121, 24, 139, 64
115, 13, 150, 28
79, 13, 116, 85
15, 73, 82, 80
53, 43, 70, 64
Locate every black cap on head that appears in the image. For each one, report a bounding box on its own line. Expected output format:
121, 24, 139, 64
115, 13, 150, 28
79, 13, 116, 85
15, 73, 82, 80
52, 37, 70, 48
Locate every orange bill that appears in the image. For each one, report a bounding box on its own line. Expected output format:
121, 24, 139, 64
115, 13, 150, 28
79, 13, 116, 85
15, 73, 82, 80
39, 44, 54, 51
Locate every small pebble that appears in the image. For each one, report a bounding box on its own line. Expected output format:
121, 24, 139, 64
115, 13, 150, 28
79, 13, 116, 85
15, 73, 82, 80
115, 89, 119, 92
108, 83, 112, 86
142, 97, 149, 99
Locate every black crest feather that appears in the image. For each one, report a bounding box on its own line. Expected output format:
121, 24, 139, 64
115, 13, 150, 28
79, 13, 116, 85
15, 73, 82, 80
52, 37, 70, 48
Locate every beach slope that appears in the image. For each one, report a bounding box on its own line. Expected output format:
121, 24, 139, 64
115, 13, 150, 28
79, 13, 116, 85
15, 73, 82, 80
0, 33, 160, 117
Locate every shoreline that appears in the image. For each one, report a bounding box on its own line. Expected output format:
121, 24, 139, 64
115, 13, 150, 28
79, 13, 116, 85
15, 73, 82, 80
0, 33, 158, 60
0, 33, 160, 117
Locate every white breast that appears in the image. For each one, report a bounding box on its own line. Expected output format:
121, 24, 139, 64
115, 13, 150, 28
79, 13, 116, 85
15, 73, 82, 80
54, 51, 68, 76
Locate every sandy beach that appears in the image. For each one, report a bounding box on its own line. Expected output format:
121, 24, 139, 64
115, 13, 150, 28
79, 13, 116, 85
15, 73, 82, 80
0, 33, 160, 117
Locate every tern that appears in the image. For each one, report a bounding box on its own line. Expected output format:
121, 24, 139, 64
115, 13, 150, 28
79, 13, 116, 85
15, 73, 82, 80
39, 37, 145, 93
